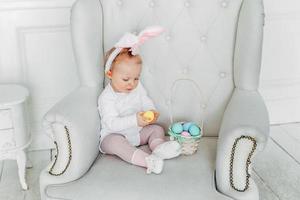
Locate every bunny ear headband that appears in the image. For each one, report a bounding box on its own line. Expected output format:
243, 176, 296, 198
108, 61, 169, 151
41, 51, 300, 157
104, 26, 165, 74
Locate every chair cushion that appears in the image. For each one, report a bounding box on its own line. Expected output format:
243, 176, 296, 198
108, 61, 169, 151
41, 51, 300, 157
47, 137, 230, 200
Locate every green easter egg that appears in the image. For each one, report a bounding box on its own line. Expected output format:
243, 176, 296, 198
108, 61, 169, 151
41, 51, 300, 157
189, 125, 200, 136
171, 123, 183, 134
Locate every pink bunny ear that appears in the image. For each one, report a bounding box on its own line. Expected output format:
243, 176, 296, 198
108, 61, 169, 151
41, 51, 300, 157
137, 26, 165, 45
130, 26, 165, 55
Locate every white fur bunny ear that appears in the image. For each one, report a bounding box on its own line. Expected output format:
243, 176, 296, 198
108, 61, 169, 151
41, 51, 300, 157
130, 26, 165, 55
114, 32, 138, 48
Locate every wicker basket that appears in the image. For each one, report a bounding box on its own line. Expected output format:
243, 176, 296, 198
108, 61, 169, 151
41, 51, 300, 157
166, 79, 205, 155
168, 121, 203, 155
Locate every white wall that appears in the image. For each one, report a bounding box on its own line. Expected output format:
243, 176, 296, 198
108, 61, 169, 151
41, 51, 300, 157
259, 0, 300, 124
0, 0, 79, 150
0, 0, 299, 150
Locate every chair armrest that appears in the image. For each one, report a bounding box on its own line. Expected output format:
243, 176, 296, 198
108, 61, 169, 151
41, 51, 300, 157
41, 86, 101, 185
216, 88, 270, 199
218, 88, 270, 150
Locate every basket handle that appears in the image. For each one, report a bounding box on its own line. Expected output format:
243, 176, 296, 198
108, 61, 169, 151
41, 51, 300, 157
167, 78, 206, 128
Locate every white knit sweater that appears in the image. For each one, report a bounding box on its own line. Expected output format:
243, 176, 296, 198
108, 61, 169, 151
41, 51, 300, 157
97, 81, 156, 148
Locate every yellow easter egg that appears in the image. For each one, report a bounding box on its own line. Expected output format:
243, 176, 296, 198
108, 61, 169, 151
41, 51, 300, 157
143, 111, 155, 122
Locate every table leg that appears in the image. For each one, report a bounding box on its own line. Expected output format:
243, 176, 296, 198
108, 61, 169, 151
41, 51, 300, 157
0, 161, 3, 182
26, 158, 33, 169
16, 150, 28, 190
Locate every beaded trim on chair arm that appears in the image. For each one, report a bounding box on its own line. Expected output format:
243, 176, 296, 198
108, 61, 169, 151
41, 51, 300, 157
229, 135, 257, 192
49, 126, 72, 176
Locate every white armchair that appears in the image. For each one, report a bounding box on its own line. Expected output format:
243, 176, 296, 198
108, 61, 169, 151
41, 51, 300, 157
39, 0, 270, 199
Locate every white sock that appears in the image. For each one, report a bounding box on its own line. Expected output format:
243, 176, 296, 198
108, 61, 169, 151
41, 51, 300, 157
152, 141, 181, 159
145, 154, 164, 174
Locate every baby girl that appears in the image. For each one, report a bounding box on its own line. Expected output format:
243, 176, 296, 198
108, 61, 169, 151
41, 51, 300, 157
97, 26, 181, 174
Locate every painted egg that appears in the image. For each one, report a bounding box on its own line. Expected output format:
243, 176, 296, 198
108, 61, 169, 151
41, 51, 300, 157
143, 111, 155, 122
171, 123, 183, 134
183, 122, 194, 131
181, 131, 191, 137
189, 125, 200, 136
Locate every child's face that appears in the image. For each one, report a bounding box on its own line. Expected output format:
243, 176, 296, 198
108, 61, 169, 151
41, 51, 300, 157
109, 59, 141, 93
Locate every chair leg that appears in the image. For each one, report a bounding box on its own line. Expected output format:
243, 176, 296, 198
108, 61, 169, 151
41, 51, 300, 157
16, 150, 28, 190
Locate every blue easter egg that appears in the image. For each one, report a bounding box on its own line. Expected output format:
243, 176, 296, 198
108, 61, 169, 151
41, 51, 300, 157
171, 123, 183, 134
183, 122, 194, 131
189, 125, 200, 136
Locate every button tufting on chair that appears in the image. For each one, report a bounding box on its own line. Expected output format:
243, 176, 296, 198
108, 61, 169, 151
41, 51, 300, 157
184, 1, 190, 8
149, 1, 155, 8
117, 0, 123, 6
165, 35, 171, 41
181, 67, 189, 74
220, 1, 228, 8
219, 72, 227, 78
200, 35, 207, 42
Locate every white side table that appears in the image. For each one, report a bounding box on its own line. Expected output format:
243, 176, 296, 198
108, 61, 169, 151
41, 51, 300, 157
0, 84, 31, 190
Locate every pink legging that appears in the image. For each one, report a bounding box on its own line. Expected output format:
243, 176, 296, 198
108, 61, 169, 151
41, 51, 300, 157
100, 124, 165, 168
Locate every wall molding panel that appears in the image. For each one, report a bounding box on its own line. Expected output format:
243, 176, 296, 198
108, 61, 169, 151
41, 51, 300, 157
17, 25, 70, 82
0, 0, 79, 150
0, 0, 74, 11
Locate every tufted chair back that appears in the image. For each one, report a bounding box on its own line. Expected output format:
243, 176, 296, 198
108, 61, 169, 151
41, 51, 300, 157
71, 0, 264, 136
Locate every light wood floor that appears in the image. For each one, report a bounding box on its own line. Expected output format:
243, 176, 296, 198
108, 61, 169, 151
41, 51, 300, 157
0, 123, 299, 200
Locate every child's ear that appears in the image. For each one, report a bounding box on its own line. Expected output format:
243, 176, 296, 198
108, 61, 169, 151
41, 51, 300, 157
106, 70, 112, 79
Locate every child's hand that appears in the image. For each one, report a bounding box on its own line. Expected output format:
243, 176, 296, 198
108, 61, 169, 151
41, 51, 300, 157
136, 112, 150, 127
